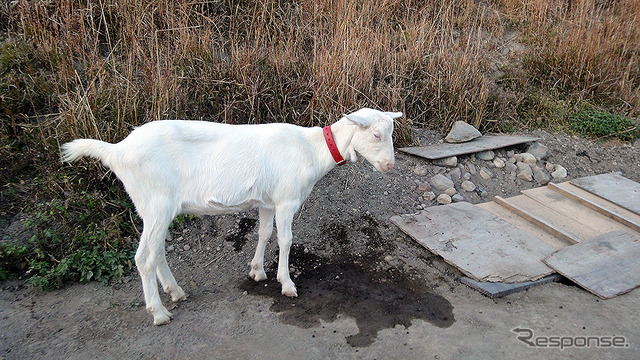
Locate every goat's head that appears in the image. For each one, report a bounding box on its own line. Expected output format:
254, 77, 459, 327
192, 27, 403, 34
344, 108, 402, 173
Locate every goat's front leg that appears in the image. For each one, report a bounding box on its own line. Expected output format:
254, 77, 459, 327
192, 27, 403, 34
275, 203, 299, 297
250, 207, 274, 282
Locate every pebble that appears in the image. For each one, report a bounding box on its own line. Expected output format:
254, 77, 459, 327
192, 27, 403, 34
467, 163, 477, 175
506, 150, 515, 158
424, 191, 436, 201
416, 180, 431, 192
517, 170, 533, 182
476, 150, 495, 161
184, 244, 191, 251
493, 157, 506, 168
449, 167, 462, 182
534, 170, 550, 185
461, 180, 476, 192
444, 187, 457, 196
414, 165, 428, 176
433, 156, 457, 167
514, 152, 537, 166
551, 165, 568, 180
546, 162, 556, 172
479, 167, 493, 179
437, 193, 452, 205
167, 245, 175, 252
452, 194, 465, 202
430, 174, 454, 191
516, 161, 533, 175
505, 162, 518, 173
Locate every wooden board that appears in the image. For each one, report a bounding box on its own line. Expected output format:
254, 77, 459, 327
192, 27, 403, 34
571, 173, 640, 215
390, 202, 555, 283
544, 231, 640, 299
461, 274, 562, 298
399, 135, 540, 160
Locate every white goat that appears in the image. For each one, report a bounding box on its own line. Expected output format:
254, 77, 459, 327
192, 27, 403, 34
61, 107, 402, 325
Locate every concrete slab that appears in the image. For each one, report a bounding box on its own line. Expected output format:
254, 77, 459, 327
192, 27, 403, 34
461, 274, 562, 298
571, 172, 640, 216
399, 135, 539, 160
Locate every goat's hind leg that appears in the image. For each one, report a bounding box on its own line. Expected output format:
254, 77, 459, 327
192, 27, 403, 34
156, 249, 187, 302
135, 216, 174, 325
249, 207, 274, 282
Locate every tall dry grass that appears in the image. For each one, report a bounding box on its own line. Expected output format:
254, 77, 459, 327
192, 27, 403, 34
1, 0, 639, 147
4, 0, 503, 145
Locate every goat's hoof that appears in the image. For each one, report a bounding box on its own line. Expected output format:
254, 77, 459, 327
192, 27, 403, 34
171, 287, 187, 302
249, 269, 268, 282
150, 307, 173, 325
281, 283, 298, 298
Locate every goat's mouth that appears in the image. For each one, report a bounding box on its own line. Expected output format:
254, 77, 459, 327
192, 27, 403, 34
375, 161, 394, 173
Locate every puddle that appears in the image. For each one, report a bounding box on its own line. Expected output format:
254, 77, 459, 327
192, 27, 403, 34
240, 243, 455, 347
225, 218, 257, 251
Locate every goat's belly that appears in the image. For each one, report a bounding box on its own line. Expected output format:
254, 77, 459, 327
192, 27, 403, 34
180, 199, 263, 215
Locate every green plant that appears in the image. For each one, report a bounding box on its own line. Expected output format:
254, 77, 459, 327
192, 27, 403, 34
570, 108, 639, 141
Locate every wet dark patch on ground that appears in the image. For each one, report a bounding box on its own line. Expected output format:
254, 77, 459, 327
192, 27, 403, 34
225, 217, 257, 251
240, 242, 455, 347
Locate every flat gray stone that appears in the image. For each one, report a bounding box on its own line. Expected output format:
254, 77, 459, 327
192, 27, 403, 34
400, 136, 540, 160
430, 174, 454, 191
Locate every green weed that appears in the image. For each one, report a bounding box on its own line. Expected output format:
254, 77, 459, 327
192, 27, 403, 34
570, 107, 639, 141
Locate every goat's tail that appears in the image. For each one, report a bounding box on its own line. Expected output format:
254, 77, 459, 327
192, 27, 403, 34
60, 139, 115, 165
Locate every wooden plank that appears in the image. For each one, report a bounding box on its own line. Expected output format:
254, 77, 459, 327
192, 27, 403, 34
399, 135, 540, 160
390, 202, 555, 283
477, 201, 568, 250
544, 231, 640, 299
493, 196, 581, 245
461, 274, 562, 298
548, 182, 640, 233
571, 173, 640, 215
554, 182, 640, 225
521, 186, 640, 239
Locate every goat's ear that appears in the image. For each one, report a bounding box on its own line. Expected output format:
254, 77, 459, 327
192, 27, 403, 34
343, 107, 377, 127
385, 111, 403, 119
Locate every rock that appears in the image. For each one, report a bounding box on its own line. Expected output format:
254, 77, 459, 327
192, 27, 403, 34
505, 162, 518, 173
517, 170, 533, 182
444, 187, 457, 196
506, 150, 515, 158
534, 170, 550, 185
516, 161, 533, 175
183, 244, 191, 251
416, 180, 431, 192
479, 167, 493, 179
444, 121, 482, 143
437, 193, 452, 205
430, 174, 454, 191
476, 150, 495, 161
461, 180, 476, 192
527, 142, 550, 160
475, 185, 488, 197
514, 153, 537, 166
467, 163, 477, 175
551, 165, 568, 180
493, 157, 506, 168
424, 191, 436, 201
545, 162, 556, 172
167, 245, 175, 252
462, 172, 471, 180
433, 156, 457, 167
452, 194, 465, 202
449, 167, 462, 182
413, 165, 428, 176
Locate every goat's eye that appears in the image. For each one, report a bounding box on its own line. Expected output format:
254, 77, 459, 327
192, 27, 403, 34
373, 132, 381, 140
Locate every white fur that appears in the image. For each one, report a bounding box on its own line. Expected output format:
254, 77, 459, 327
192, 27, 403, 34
61, 107, 402, 325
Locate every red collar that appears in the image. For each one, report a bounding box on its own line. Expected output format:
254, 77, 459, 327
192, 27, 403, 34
323, 126, 347, 166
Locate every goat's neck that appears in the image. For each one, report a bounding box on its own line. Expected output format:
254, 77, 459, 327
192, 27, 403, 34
309, 118, 357, 175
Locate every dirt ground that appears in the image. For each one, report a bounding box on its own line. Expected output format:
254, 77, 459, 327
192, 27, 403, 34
1, 128, 639, 359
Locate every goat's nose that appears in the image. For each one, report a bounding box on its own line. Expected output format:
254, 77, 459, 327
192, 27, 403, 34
385, 161, 394, 172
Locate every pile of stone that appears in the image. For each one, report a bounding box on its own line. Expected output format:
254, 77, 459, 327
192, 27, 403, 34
413, 121, 568, 208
